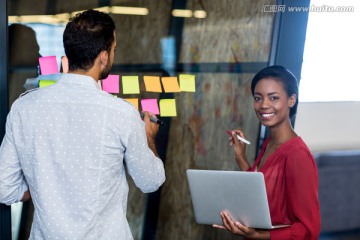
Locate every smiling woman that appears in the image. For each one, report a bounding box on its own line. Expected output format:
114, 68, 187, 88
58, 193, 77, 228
216, 66, 321, 240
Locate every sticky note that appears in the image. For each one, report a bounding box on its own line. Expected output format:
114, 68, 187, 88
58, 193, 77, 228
141, 99, 160, 114
160, 99, 177, 117
122, 76, 140, 94
39, 80, 56, 88
179, 74, 196, 92
124, 98, 139, 110
161, 77, 180, 93
144, 76, 162, 92
102, 75, 120, 93
39, 56, 59, 75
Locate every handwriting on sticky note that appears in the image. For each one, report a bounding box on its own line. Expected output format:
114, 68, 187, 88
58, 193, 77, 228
144, 76, 162, 92
122, 76, 140, 94
141, 99, 160, 115
39, 56, 59, 75
124, 98, 139, 110
161, 77, 180, 93
160, 99, 177, 116
102, 75, 120, 93
179, 74, 196, 92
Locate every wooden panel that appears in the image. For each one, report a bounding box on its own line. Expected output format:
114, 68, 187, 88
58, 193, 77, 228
112, 1, 172, 64
8, 0, 48, 15
155, 72, 262, 240
180, 0, 275, 63
6, 1, 275, 239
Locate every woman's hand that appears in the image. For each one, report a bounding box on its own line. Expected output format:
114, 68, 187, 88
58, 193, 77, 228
228, 130, 250, 171
213, 211, 270, 239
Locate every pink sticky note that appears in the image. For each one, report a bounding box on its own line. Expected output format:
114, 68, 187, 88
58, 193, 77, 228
102, 75, 120, 93
39, 56, 59, 75
141, 99, 160, 115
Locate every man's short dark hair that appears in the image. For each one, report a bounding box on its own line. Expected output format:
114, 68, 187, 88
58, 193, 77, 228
63, 9, 116, 71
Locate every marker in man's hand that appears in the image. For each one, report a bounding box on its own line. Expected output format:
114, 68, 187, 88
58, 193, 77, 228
141, 112, 164, 125
226, 130, 251, 145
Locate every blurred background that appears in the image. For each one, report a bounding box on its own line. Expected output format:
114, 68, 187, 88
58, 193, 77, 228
1, 0, 360, 239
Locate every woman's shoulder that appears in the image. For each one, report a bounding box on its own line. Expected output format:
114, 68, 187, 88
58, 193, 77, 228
282, 136, 308, 150
279, 137, 313, 159
281, 137, 317, 167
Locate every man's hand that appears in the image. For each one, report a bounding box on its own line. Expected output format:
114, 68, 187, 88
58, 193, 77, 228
21, 190, 31, 202
142, 111, 160, 157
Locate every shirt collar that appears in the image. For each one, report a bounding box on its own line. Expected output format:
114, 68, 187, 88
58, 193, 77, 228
58, 73, 101, 90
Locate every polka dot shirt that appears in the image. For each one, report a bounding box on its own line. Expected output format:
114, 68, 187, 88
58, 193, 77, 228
0, 73, 165, 240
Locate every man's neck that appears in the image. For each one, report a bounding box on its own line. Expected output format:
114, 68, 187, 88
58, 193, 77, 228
68, 69, 99, 82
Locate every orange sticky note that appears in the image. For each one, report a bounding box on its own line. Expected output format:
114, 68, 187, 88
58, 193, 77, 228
124, 98, 139, 110
161, 77, 180, 93
144, 76, 162, 92
179, 74, 196, 92
159, 99, 177, 117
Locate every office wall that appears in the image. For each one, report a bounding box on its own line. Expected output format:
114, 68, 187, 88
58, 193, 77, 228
6, 1, 276, 239
155, 1, 274, 239
295, 102, 360, 153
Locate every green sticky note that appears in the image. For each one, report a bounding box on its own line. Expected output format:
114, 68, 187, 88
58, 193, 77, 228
122, 76, 140, 94
179, 74, 196, 92
39, 80, 56, 88
160, 99, 177, 117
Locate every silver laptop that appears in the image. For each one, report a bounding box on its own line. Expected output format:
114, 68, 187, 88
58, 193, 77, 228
186, 169, 289, 229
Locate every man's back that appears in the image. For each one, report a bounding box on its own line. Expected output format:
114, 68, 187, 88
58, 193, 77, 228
0, 73, 165, 239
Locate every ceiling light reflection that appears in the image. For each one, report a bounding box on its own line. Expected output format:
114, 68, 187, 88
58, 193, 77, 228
194, 10, 207, 18
172, 9, 192, 18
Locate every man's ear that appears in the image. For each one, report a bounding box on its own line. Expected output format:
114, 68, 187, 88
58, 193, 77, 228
99, 50, 109, 67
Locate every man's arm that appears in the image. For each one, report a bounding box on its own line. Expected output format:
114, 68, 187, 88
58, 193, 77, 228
143, 111, 160, 158
0, 113, 29, 205
123, 110, 165, 193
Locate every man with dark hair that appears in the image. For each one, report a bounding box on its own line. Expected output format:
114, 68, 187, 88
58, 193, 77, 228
0, 9, 165, 239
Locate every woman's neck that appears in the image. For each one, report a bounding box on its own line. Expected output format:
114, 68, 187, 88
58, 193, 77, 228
268, 124, 297, 146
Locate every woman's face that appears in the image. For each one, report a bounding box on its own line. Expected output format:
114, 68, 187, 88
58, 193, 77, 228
253, 78, 296, 128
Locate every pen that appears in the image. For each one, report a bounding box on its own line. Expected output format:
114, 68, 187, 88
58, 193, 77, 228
226, 130, 251, 145
140, 112, 164, 125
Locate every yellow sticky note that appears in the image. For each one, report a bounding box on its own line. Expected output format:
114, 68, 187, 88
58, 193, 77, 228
122, 76, 140, 94
161, 77, 180, 93
124, 98, 139, 110
39, 80, 56, 88
160, 99, 177, 117
179, 74, 196, 92
144, 76, 162, 92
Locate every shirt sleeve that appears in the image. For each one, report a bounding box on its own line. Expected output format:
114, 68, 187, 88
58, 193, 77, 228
270, 146, 321, 240
0, 112, 29, 205
122, 108, 165, 193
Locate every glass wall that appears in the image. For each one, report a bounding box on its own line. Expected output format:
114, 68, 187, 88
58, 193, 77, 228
5, 1, 276, 239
